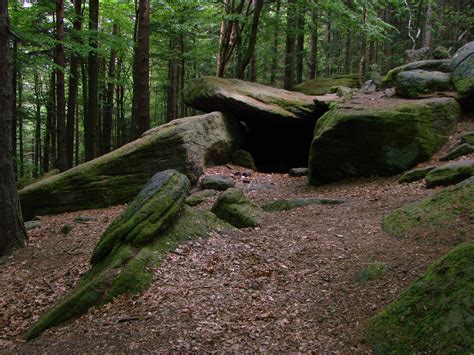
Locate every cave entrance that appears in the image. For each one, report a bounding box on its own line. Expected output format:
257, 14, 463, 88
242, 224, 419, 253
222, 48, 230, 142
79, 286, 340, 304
243, 119, 317, 173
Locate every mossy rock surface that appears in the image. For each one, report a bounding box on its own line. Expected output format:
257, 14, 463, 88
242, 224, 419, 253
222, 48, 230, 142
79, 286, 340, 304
440, 143, 474, 161
382, 59, 451, 87
185, 189, 217, 206
308, 97, 460, 184
364, 240, 474, 353
17, 169, 60, 190
425, 159, 474, 187
19, 112, 241, 220
294, 75, 359, 95
231, 149, 257, 170
200, 175, 235, 191
395, 70, 452, 98
452, 42, 474, 107
211, 188, 262, 228
261, 197, 345, 212
433, 46, 450, 59
383, 177, 474, 245
461, 131, 474, 145
398, 166, 436, 183
25, 171, 233, 341
184, 76, 324, 122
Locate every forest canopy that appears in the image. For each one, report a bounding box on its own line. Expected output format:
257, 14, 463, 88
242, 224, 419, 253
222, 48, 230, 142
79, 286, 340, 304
8, 0, 473, 181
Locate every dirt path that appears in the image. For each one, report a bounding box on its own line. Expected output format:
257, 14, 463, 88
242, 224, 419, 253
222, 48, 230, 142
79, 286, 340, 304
0, 121, 472, 353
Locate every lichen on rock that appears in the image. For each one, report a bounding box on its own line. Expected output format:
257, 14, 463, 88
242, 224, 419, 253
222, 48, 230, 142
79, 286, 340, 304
211, 188, 262, 228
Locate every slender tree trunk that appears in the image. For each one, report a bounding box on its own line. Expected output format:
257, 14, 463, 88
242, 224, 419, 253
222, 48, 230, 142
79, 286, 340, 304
284, 0, 296, 90
308, 1, 318, 80
43, 72, 54, 173
17, 70, 23, 177
295, 3, 305, 85
0, 0, 27, 256
11, 38, 17, 176
86, 0, 99, 161
167, 36, 178, 122
423, 0, 432, 48
358, 5, 367, 85
344, 32, 351, 74
132, 0, 150, 137
66, 0, 82, 169
102, 24, 117, 153
34, 73, 42, 178
179, 33, 186, 117
324, 16, 330, 76
56, 0, 67, 171
75, 100, 80, 166
270, 0, 281, 85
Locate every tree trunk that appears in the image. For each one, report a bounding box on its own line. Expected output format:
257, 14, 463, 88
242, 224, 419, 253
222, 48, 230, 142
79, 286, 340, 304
358, 5, 367, 85
0, 0, 27, 256
295, 3, 305, 85
43, 72, 54, 173
132, 0, 150, 137
308, 1, 318, 80
270, 0, 281, 85
423, 1, 432, 48
102, 24, 117, 153
66, 0, 82, 169
86, 0, 99, 161
17, 69, 23, 177
34, 73, 42, 178
324, 16, 330, 76
167, 36, 178, 122
56, 0, 67, 171
284, 0, 296, 90
344, 32, 351, 74
11, 38, 17, 177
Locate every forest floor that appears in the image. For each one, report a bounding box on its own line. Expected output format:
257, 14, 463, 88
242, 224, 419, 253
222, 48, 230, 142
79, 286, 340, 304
1, 118, 473, 353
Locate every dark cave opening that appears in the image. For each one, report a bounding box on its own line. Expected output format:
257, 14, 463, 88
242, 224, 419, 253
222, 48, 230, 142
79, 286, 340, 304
242, 118, 317, 173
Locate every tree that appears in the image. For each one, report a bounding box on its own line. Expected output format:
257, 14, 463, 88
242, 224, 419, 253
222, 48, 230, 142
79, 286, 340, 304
132, 0, 150, 137
0, 0, 27, 256
55, 0, 67, 171
283, 0, 296, 90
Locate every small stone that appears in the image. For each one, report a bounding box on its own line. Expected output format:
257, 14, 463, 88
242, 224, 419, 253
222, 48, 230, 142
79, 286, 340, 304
399, 166, 436, 183
460, 131, 474, 145
360, 80, 377, 94
74, 215, 98, 223
25, 221, 41, 231
201, 175, 235, 191
60, 224, 74, 235
440, 143, 474, 161
231, 150, 257, 170
289, 168, 309, 177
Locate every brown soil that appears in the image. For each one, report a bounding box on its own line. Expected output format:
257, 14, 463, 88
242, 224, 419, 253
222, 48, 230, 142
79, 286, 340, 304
0, 120, 472, 353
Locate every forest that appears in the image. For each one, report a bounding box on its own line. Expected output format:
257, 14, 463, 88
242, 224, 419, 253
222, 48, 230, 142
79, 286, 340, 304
0, 0, 474, 352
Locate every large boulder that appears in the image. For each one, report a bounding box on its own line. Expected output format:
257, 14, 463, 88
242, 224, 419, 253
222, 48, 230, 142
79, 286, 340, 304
425, 159, 474, 187
364, 239, 474, 353
383, 177, 474, 245
451, 41, 474, 107
25, 170, 233, 340
308, 97, 461, 184
382, 59, 451, 87
19, 112, 241, 220
184, 76, 330, 122
395, 70, 452, 98
294, 74, 359, 95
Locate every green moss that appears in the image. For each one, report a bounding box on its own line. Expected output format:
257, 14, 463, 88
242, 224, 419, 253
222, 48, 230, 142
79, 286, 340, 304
356, 262, 387, 283
308, 97, 460, 184
382, 59, 452, 87
231, 149, 257, 170
212, 188, 262, 228
261, 197, 345, 212
294, 75, 359, 95
460, 132, 474, 145
383, 177, 474, 245
364, 241, 474, 353
440, 143, 474, 161
425, 160, 474, 187
398, 166, 435, 183
395, 70, 452, 98
91, 171, 190, 264
185, 189, 217, 206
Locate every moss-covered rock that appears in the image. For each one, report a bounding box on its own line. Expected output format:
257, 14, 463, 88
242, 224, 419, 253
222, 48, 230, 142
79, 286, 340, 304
364, 240, 474, 353
451, 42, 474, 107
425, 159, 474, 187
17, 169, 60, 190
231, 149, 257, 170
383, 177, 474, 244
440, 143, 474, 161
356, 262, 387, 283
398, 166, 436, 183
308, 97, 460, 184
200, 175, 235, 191
461, 131, 474, 145
185, 76, 324, 122
25, 171, 233, 341
261, 197, 345, 212
382, 59, 451, 87
185, 189, 217, 206
19, 112, 241, 220
432, 46, 451, 60
211, 188, 262, 228
294, 74, 359, 95
395, 70, 452, 98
